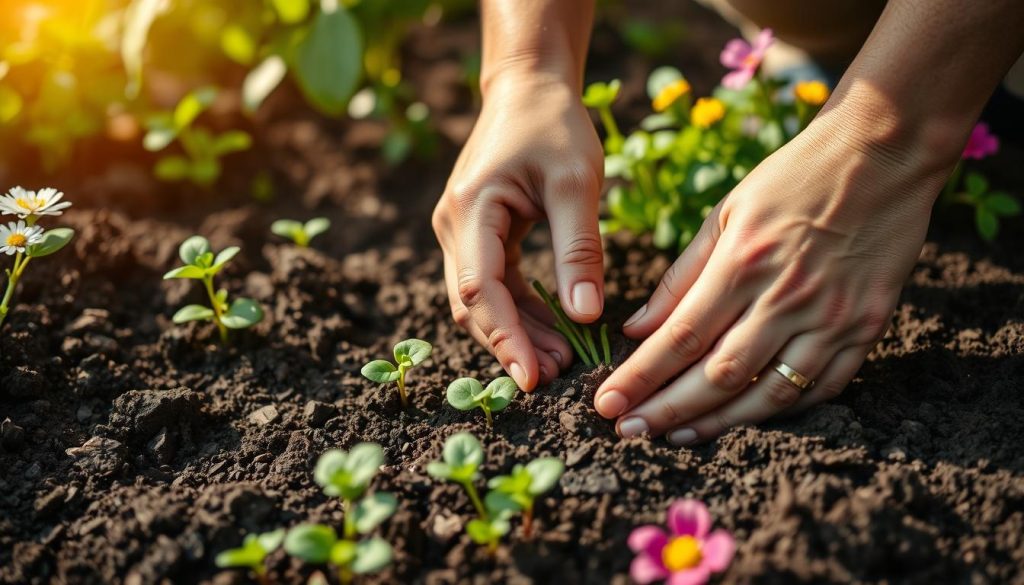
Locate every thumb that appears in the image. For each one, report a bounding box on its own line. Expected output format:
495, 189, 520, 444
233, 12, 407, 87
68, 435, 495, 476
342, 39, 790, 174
545, 168, 605, 323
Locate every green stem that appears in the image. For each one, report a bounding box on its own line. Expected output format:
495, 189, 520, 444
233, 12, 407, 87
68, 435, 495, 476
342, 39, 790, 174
0, 253, 31, 328
532, 282, 588, 360
583, 327, 600, 365
343, 499, 357, 540
462, 480, 487, 519
397, 365, 409, 407
202, 275, 229, 344
522, 505, 534, 539
598, 107, 623, 152
600, 324, 611, 365
755, 74, 776, 122
482, 405, 493, 428
943, 161, 964, 203
339, 566, 353, 585
555, 322, 593, 367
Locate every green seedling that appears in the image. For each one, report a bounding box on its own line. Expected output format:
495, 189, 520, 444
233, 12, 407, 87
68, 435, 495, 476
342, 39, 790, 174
488, 458, 565, 538
532, 281, 611, 367
163, 235, 264, 344
360, 338, 432, 407
945, 171, 1021, 240
271, 218, 331, 247
285, 444, 396, 584
582, 79, 624, 154
446, 376, 518, 428
214, 528, 285, 585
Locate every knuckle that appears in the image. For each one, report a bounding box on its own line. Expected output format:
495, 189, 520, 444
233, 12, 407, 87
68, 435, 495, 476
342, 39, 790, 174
711, 410, 734, 435
659, 262, 686, 299
661, 397, 686, 427
707, 356, 751, 393
552, 164, 600, 196
456, 271, 486, 308
451, 304, 471, 329
431, 204, 450, 236
561, 233, 604, 267
818, 381, 846, 400
857, 306, 893, 343
626, 360, 659, 389
764, 379, 802, 409
486, 326, 516, 352
666, 320, 703, 361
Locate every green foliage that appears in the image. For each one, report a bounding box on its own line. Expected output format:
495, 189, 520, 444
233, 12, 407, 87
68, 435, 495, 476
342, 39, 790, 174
944, 170, 1021, 241
532, 281, 611, 368
488, 458, 564, 512
271, 217, 331, 247
426, 432, 484, 484
26, 228, 75, 258
163, 235, 263, 343
360, 338, 433, 407
215, 528, 285, 577
446, 377, 518, 428
314, 443, 385, 501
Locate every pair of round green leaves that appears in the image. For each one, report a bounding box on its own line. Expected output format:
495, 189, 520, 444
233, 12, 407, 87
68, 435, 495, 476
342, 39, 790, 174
163, 235, 264, 328
361, 339, 433, 383
283, 527, 392, 575
446, 377, 517, 413
270, 217, 331, 246
215, 528, 285, 571
314, 443, 385, 501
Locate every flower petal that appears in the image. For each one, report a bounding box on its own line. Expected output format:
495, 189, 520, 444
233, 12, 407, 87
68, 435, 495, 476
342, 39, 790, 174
667, 499, 711, 538
628, 525, 669, 555
666, 566, 712, 585
719, 39, 752, 68
752, 28, 775, 53
630, 554, 670, 585
722, 69, 754, 90
701, 529, 736, 572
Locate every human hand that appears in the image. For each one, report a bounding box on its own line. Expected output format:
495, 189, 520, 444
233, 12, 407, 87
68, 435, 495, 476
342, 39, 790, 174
432, 73, 605, 391
593, 107, 956, 444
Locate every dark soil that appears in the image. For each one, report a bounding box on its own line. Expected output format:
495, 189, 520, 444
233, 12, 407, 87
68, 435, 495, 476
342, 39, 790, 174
2, 3, 1023, 585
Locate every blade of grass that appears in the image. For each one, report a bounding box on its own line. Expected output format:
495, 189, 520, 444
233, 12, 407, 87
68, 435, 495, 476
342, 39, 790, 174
556, 322, 594, 367
600, 323, 611, 364
583, 327, 600, 365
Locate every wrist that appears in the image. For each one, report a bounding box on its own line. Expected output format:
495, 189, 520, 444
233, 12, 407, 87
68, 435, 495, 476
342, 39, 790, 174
481, 56, 581, 99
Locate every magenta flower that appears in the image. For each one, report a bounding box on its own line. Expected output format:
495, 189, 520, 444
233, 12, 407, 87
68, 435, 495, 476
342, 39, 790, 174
628, 499, 735, 585
962, 123, 999, 160
719, 29, 774, 90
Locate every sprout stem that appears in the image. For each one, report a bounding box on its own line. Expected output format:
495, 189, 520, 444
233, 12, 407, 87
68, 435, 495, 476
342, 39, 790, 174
339, 566, 353, 585
600, 324, 611, 365
555, 322, 593, 368
343, 499, 357, 540
522, 506, 534, 539
462, 480, 487, 519
202, 275, 229, 344
397, 366, 409, 407
598, 107, 623, 153
483, 405, 493, 428
0, 253, 31, 328
533, 281, 596, 367
583, 327, 599, 365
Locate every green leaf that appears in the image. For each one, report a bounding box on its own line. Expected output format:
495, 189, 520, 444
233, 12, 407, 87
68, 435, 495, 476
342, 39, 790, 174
525, 457, 564, 495
214, 536, 265, 569
196, 251, 215, 268
361, 360, 400, 383
466, 518, 509, 545
425, 461, 452, 480
581, 80, 620, 109
172, 304, 215, 323
283, 524, 336, 564
976, 206, 999, 241
351, 537, 393, 574
143, 121, 177, 152
353, 492, 397, 534
271, 219, 304, 239
212, 131, 252, 156
163, 265, 206, 280
271, 0, 310, 24
179, 236, 211, 265
243, 55, 288, 113
692, 163, 728, 194
174, 87, 217, 129
446, 377, 484, 411
291, 4, 363, 116
604, 154, 630, 179
646, 66, 684, 100
212, 246, 240, 270
221, 25, 257, 65
154, 156, 190, 181
303, 217, 331, 238
25, 227, 74, 258
314, 443, 385, 499
221, 298, 264, 329
483, 377, 517, 412
439, 432, 483, 481
256, 528, 286, 553
393, 338, 432, 366
488, 465, 531, 495
329, 539, 357, 566
190, 158, 221, 186
484, 490, 523, 518
653, 207, 680, 250
965, 172, 988, 197
985, 192, 1021, 216
622, 132, 651, 162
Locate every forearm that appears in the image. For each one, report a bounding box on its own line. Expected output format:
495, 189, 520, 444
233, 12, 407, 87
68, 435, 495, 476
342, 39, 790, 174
479, 0, 595, 95
820, 0, 1024, 170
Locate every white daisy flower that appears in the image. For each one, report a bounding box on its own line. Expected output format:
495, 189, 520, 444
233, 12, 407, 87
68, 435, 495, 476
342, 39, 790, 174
0, 221, 44, 255
0, 186, 72, 218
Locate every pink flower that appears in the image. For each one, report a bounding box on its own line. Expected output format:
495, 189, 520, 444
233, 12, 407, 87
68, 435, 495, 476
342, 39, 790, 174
719, 29, 774, 90
962, 123, 999, 160
628, 499, 735, 585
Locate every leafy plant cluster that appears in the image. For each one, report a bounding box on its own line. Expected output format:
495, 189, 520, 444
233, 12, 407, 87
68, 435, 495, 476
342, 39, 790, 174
427, 432, 564, 550
533, 281, 611, 367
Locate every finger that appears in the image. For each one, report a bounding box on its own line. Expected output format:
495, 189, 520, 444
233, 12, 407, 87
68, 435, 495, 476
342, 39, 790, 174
520, 311, 571, 384
661, 332, 837, 445
443, 246, 489, 343
545, 168, 605, 323
782, 344, 872, 415
594, 267, 749, 420
618, 302, 808, 436
622, 204, 722, 339
453, 201, 539, 390
505, 265, 559, 331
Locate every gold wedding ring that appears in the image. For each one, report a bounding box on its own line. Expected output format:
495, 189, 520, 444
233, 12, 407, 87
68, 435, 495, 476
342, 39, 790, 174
769, 359, 814, 391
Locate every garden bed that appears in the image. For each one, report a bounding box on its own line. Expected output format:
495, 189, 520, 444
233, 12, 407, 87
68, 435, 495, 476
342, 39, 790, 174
2, 3, 1024, 584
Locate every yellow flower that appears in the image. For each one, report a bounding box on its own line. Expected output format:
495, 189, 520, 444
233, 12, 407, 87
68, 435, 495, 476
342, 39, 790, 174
794, 81, 830, 106
690, 97, 725, 128
652, 79, 691, 112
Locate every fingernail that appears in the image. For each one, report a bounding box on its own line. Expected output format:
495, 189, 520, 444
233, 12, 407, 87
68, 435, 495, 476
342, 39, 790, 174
668, 428, 698, 446
547, 350, 563, 366
539, 364, 550, 380
618, 417, 649, 438
509, 362, 527, 388
596, 391, 629, 418
623, 304, 647, 328
571, 281, 602, 317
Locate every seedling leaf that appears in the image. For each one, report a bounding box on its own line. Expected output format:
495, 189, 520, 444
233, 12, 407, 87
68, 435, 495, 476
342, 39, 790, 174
446, 377, 485, 410
179, 235, 211, 265
352, 537, 393, 574
361, 360, 400, 383
314, 443, 385, 499
525, 458, 564, 495
429, 432, 483, 483
173, 304, 215, 323
484, 377, 517, 411
214, 535, 265, 569
221, 298, 263, 329
256, 528, 286, 552
466, 518, 510, 545
986, 192, 1021, 216
212, 246, 240, 270
304, 217, 331, 238
283, 524, 336, 563
484, 490, 523, 518
353, 492, 397, 534
329, 539, 357, 566
271, 219, 304, 239
393, 338, 432, 366
26, 228, 74, 258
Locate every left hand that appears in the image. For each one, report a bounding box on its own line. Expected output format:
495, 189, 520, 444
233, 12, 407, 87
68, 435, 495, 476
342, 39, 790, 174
593, 112, 955, 445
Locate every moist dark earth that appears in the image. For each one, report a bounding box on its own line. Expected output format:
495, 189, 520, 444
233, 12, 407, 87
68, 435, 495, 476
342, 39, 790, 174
2, 4, 1023, 585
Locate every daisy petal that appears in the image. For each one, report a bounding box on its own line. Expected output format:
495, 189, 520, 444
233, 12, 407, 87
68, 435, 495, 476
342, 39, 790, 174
630, 553, 671, 585
666, 566, 712, 585
700, 530, 736, 572
667, 499, 712, 538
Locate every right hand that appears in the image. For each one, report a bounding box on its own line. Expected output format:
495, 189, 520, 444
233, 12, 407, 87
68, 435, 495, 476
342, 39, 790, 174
432, 72, 606, 391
